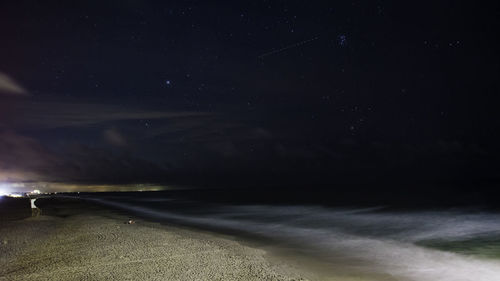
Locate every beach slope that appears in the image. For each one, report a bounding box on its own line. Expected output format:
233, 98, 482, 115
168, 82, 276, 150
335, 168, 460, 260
0, 198, 306, 281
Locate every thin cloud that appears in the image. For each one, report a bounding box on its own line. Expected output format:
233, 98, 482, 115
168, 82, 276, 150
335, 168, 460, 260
103, 128, 127, 147
0, 73, 28, 96
0, 131, 64, 182
7, 100, 212, 129
0, 130, 169, 184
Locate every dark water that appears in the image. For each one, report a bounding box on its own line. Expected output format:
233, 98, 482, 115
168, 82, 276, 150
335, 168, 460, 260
67, 190, 500, 281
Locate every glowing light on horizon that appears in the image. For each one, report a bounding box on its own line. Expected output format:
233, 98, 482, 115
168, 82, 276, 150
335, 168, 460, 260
8, 193, 23, 198
0, 183, 10, 196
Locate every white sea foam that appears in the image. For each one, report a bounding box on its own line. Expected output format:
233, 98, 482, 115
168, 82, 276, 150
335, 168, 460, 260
78, 197, 500, 281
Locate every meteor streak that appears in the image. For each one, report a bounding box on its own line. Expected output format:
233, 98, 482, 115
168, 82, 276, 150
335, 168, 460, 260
258, 36, 319, 59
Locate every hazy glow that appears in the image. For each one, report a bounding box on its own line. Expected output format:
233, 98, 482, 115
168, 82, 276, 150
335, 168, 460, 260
7, 193, 23, 198
0, 182, 171, 193
0, 183, 11, 196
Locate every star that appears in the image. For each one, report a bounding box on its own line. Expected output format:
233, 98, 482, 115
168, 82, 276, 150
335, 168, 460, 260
338, 34, 347, 46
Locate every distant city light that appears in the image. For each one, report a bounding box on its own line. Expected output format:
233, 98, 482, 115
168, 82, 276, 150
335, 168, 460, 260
8, 193, 23, 198
0, 183, 42, 197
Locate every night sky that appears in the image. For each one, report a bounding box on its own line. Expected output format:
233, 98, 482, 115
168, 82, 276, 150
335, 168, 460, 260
1, 1, 499, 192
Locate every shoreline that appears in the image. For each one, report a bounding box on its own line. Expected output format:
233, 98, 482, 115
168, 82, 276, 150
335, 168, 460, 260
0, 197, 312, 281
7, 196, 493, 281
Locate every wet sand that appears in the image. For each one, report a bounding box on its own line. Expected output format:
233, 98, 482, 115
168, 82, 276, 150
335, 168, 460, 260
0, 197, 309, 281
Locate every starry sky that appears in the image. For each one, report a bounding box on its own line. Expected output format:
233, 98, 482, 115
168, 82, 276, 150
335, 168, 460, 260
0, 1, 499, 192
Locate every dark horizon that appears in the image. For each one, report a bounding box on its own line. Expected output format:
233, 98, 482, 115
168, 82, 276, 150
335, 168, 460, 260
1, 1, 499, 195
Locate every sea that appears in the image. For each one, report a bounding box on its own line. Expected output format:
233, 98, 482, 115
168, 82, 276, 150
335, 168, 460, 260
69, 188, 500, 281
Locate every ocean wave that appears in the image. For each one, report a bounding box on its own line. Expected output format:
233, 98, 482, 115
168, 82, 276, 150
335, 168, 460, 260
77, 196, 500, 281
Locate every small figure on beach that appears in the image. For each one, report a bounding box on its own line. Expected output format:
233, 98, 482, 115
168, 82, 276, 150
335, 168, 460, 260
31, 198, 41, 217
126, 218, 135, 224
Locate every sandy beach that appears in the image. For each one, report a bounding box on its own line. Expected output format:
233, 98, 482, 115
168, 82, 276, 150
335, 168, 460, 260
0, 197, 309, 281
